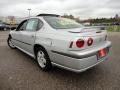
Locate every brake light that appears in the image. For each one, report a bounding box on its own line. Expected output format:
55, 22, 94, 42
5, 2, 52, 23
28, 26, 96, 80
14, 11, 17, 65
98, 49, 106, 57
76, 39, 84, 48
87, 38, 93, 46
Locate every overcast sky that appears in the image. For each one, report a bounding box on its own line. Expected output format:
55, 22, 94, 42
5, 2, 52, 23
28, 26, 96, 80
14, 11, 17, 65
0, 0, 120, 19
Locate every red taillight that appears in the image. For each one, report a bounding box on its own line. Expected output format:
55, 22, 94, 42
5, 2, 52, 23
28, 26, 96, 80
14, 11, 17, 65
76, 39, 84, 48
87, 38, 93, 46
98, 49, 106, 57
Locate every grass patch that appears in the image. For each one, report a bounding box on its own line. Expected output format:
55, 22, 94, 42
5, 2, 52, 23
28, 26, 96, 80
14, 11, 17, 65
107, 25, 120, 32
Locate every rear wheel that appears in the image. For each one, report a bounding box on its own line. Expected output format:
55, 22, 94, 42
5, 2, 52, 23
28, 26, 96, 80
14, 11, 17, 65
36, 47, 52, 71
7, 37, 16, 49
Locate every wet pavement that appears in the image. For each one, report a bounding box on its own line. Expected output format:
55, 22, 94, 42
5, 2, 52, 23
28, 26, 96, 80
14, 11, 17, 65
0, 31, 120, 90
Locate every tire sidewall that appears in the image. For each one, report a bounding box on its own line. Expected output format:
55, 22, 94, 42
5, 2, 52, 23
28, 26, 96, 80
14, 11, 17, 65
36, 47, 52, 71
7, 37, 15, 49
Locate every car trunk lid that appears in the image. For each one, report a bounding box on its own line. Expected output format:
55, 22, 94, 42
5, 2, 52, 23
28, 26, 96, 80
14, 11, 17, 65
66, 26, 107, 51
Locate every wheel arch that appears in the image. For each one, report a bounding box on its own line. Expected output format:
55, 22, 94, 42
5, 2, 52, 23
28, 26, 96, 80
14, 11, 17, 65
34, 44, 48, 57
8, 34, 12, 38
34, 44, 52, 71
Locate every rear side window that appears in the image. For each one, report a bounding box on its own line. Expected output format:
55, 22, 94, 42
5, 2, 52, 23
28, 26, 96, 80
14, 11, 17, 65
16, 18, 43, 31
26, 19, 39, 31
25, 18, 43, 31
38, 20, 43, 29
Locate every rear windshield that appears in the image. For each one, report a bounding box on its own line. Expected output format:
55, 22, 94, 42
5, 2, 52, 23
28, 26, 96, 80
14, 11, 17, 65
44, 17, 83, 29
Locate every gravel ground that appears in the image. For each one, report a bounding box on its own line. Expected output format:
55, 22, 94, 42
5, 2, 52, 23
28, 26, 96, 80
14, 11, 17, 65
0, 31, 120, 90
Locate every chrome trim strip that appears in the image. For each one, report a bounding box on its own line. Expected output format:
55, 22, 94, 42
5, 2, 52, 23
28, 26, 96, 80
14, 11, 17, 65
51, 50, 96, 59
12, 38, 32, 46
15, 45, 35, 58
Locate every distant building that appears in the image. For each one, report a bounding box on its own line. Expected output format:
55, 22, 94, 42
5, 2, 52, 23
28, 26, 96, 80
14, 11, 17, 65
0, 16, 25, 24
0, 17, 6, 22
115, 14, 119, 19
82, 22, 91, 26
15, 17, 25, 24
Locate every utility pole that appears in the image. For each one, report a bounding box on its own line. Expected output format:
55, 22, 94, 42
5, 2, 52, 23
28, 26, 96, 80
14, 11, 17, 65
27, 9, 31, 18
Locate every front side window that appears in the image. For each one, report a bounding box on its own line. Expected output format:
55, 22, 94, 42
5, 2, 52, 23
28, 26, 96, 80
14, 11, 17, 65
16, 20, 27, 31
44, 17, 83, 29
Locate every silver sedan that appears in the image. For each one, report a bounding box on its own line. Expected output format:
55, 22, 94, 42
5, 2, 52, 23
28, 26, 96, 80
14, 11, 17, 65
7, 14, 111, 73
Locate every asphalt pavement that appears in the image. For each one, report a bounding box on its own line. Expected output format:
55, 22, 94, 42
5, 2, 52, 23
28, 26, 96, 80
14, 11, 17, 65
0, 31, 120, 90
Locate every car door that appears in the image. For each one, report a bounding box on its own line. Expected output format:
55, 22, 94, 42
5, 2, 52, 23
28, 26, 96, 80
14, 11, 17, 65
11, 20, 28, 48
20, 18, 41, 55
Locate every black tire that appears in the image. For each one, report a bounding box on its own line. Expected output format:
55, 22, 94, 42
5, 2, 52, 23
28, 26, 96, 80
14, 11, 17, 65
7, 37, 16, 49
36, 47, 52, 71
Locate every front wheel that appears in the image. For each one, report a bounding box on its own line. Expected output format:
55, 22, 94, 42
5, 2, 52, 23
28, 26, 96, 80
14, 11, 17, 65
36, 48, 52, 71
7, 37, 16, 49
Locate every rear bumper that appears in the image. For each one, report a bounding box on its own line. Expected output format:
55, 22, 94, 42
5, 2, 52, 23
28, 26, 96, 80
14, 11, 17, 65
52, 55, 109, 73
51, 41, 111, 73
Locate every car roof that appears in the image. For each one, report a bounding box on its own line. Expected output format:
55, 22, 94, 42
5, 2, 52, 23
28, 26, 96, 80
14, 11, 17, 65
23, 14, 60, 21
37, 14, 60, 17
